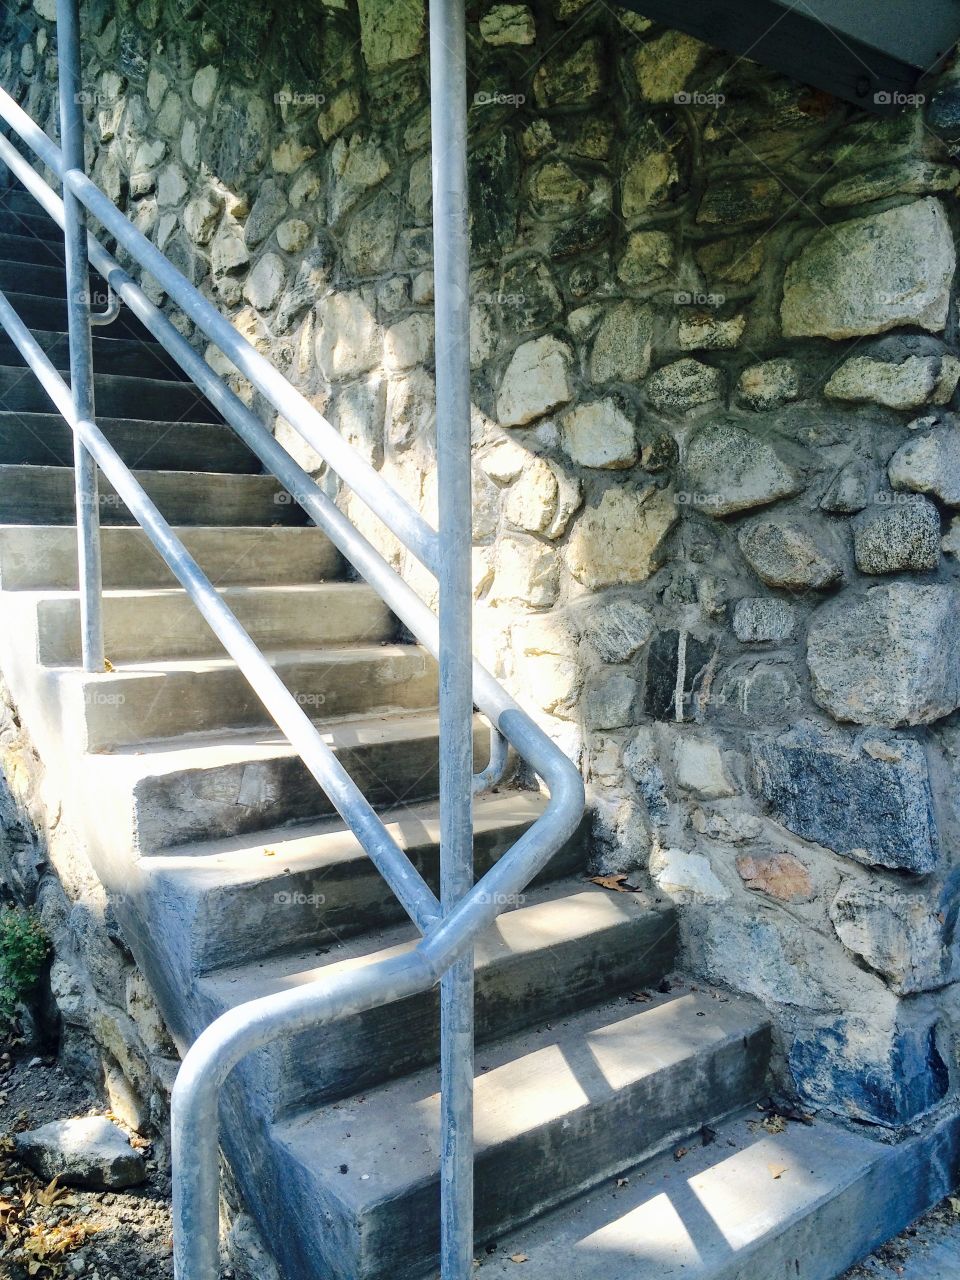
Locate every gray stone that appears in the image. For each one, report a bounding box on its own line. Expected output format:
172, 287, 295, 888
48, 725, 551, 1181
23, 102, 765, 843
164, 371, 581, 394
733, 597, 796, 643
830, 883, 958, 995
781, 199, 956, 339
852, 499, 941, 574
736, 359, 801, 411
697, 176, 782, 227
244, 179, 288, 247
15, 1116, 147, 1189
590, 301, 654, 383
183, 190, 223, 246
807, 583, 960, 727
738, 518, 841, 591
889, 429, 960, 506
820, 160, 959, 209
584, 671, 638, 730
645, 359, 724, 415
533, 37, 603, 107
357, 0, 425, 70
825, 355, 960, 411
789, 1016, 949, 1128
575, 595, 653, 662
682, 421, 803, 516
617, 230, 674, 286
752, 724, 939, 873
820, 462, 870, 514
479, 4, 535, 45
678, 313, 746, 352
329, 134, 391, 224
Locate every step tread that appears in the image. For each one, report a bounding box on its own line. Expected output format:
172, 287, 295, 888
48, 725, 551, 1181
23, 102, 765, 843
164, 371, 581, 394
276, 985, 769, 1210
478, 1107, 899, 1279
63, 643, 426, 674
149, 790, 552, 873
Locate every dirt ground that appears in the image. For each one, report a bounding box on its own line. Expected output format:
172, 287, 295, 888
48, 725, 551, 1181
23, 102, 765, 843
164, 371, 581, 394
0, 1050, 174, 1280
0, 1047, 956, 1280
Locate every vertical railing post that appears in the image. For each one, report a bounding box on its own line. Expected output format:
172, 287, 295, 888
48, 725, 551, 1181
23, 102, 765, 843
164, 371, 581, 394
430, 0, 475, 1277
56, 0, 104, 672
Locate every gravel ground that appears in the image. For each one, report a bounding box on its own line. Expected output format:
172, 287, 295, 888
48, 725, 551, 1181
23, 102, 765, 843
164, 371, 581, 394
0, 1049, 174, 1280
0, 1046, 956, 1280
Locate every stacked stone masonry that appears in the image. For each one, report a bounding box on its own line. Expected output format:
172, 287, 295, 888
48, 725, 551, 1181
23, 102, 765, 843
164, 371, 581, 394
4, 0, 960, 1140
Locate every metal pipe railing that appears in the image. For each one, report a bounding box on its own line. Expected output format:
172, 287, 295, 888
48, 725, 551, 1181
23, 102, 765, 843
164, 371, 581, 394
0, 19, 587, 1276
430, 0, 476, 1272
56, 0, 103, 672
0, 286, 443, 936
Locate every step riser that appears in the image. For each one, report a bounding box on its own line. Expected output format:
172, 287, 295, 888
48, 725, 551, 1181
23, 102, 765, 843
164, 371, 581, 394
0, 367, 220, 423
0, 526, 342, 589
73, 651, 438, 750
0, 467, 306, 527
0, 259, 67, 296
283, 1016, 771, 1280
131, 724, 488, 853
1, 291, 153, 336
0, 211, 63, 241
0, 415, 257, 473
185, 815, 585, 973
0, 232, 65, 266
36, 587, 395, 663
235, 906, 676, 1117
0, 190, 65, 225
0, 333, 192, 381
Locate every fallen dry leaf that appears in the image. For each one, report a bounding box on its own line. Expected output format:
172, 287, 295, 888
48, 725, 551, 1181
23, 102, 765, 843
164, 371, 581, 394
510, 1254, 529, 1264
589, 874, 632, 893
762, 1115, 787, 1135
768, 1163, 788, 1180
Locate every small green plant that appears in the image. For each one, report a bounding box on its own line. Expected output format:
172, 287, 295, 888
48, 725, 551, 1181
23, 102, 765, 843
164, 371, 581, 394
0, 906, 49, 1029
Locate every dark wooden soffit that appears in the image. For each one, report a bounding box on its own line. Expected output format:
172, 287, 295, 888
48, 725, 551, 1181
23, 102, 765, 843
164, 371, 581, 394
618, 0, 960, 114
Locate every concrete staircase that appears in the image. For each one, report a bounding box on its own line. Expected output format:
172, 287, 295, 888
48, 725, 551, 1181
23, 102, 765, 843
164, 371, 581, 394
0, 183, 956, 1280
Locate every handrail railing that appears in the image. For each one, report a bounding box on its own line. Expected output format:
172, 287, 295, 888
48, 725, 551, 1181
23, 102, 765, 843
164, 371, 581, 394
0, 0, 585, 1273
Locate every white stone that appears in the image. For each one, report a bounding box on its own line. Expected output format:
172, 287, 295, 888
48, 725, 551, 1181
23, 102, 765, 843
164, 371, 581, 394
384, 314, 434, 371
497, 336, 574, 426
566, 485, 678, 589
15, 1116, 146, 1190
674, 735, 736, 799
649, 847, 730, 904
272, 139, 316, 174
191, 65, 218, 110
316, 292, 380, 380
156, 164, 188, 207
504, 458, 559, 533
276, 218, 311, 253
491, 536, 559, 607
183, 190, 223, 245
243, 254, 286, 311
825, 356, 960, 411
562, 399, 637, 469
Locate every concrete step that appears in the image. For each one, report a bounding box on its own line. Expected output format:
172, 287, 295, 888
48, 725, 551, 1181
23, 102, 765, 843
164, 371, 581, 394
0, 465, 307, 526
0, 411, 258, 473
146, 792, 585, 972
0, 257, 68, 296
272, 985, 770, 1280
62, 645, 438, 750
34, 583, 395, 663
0, 330, 192, 380
0, 364, 220, 422
96, 711, 488, 854
0, 525, 342, 589
0, 188, 64, 228
0, 231, 65, 266
481, 1107, 960, 1280
0, 290, 157, 338
199, 882, 678, 1116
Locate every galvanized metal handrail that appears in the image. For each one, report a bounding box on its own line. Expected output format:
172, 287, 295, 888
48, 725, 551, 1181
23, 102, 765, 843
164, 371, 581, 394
0, 0, 585, 1272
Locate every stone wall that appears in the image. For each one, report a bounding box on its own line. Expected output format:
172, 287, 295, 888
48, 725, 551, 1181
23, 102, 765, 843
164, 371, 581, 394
4, 0, 960, 1133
